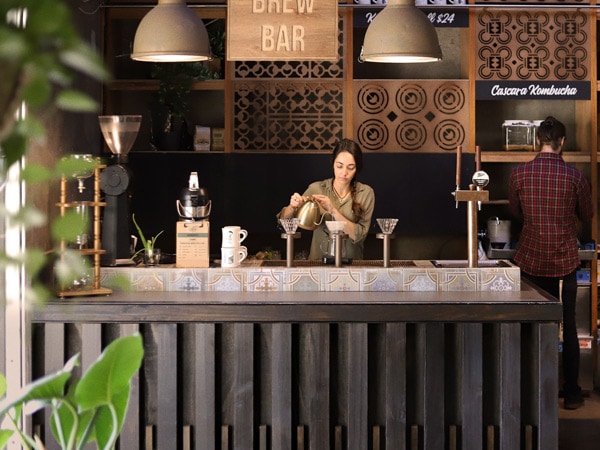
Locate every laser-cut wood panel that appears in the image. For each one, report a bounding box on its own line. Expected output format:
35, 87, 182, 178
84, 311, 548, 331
353, 80, 469, 153
475, 9, 591, 81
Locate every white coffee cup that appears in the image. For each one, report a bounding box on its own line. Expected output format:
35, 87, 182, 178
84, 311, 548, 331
221, 246, 248, 268
222, 226, 248, 247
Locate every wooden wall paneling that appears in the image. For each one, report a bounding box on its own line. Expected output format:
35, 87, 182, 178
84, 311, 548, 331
385, 323, 407, 448
455, 323, 483, 450
80, 323, 102, 372
152, 323, 179, 450
194, 323, 217, 450
116, 323, 142, 450
533, 322, 560, 450
42, 323, 65, 450
267, 323, 292, 450
497, 323, 521, 450
233, 323, 254, 449
344, 323, 368, 450
415, 323, 446, 449
298, 323, 330, 449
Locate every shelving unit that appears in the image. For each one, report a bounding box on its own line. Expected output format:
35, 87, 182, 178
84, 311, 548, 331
102, 2, 228, 152
56, 164, 111, 298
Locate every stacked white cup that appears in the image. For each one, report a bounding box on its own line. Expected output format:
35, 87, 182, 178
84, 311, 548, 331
221, 226, 248, 267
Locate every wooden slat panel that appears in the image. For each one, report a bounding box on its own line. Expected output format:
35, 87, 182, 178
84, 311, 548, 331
299, 323, 330, 450
457, 323, 483, 449
233, 323, 254, 450
154, 324, 178, 450
195, 323, 216, 450
498, 323, 521, 450
345, 323, 368, 450
416, 323, 445, 449
535, 323, 559, 450
43, 323, 65, 450
81, 323, 101, 372
385, 323, 406, 448
118, 323, 141, 450
269, 323, 292, 450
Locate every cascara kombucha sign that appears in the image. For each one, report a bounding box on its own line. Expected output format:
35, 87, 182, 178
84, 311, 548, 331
227, 0, 338, 61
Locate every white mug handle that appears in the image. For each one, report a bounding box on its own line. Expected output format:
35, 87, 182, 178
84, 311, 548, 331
239, 229, 248, 244
239, 246, 248, 263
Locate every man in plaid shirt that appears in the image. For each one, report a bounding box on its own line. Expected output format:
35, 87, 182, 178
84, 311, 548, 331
509, 116, 594, 410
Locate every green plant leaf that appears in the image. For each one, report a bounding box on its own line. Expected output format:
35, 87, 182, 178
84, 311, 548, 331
55, 89, 98, 112
0, 354, 78, 417
0, 374, 6, 398
0, 429, 14, 448
20, 163, 54, 184
75, 333, 143, 410
132, 214, 148, 249
51, 379, 95, 449
93, 386, 130, 449
21, 74, 51, 109
51, 210, 86, 242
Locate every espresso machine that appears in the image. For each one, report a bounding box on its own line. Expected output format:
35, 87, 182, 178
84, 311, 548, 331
98, 115, 141, 266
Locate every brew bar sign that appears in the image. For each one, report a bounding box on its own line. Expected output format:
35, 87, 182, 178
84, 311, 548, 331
227, 0, 338, 61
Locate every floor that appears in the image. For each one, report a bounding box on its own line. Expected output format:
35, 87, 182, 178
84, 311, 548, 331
559, 389, 600, 449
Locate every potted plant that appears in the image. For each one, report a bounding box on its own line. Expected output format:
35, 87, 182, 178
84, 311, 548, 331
132, 214, 164, 266
149, 21, 225, 151
0, 333, 144, 449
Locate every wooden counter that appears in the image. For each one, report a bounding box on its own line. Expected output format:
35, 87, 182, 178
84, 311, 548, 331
32, 283, 561, 450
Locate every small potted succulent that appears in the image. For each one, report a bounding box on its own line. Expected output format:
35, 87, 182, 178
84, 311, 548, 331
132, 214, 164, 266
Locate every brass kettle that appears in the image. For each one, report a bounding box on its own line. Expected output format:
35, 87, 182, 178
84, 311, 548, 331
295, 198, 326, 230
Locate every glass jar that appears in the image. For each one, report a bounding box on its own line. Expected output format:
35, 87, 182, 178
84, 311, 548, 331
502, 120, 535, 151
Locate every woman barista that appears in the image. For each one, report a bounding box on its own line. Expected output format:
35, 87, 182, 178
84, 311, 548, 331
279, 139, 375, 260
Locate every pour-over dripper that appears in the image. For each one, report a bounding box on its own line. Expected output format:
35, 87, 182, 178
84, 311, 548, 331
73, 154, 95, 193
326, 220, 346, 234
280, 217, 300, 234
376, 218, 399, 234
98, 115, 142, 162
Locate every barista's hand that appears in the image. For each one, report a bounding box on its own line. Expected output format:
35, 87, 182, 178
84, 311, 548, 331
312, 194, 333, 214
289, 193, 304, 210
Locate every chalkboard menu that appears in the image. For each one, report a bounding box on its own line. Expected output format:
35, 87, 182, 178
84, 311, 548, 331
353, 7, 468, 79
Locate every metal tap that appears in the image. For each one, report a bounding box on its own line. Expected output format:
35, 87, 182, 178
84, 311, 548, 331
452, 172, 490, 268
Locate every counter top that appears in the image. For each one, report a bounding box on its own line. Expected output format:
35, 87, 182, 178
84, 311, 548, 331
37, 281, 560, 324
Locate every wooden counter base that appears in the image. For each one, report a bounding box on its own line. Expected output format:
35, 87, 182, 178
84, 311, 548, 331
32, 283, 561, 450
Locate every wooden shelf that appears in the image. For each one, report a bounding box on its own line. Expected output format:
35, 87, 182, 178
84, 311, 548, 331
481, 152, 591, 163
108, 79, 225, 91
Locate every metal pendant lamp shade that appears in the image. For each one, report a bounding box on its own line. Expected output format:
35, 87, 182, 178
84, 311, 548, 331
131, 0, 211, 62
362, 0, 442, 63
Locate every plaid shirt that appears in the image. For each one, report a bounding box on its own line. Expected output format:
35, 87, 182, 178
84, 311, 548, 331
508, 152, 593, 277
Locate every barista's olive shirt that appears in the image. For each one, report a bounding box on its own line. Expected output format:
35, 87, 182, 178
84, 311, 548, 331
302, 178, 375, 260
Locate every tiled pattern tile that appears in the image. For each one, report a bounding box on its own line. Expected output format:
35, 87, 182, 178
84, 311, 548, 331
100, 262, 521, 293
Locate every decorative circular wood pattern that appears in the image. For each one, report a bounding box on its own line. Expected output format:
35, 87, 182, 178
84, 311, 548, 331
396, 119, 427, 151
396, 84, 427, 115
357, 84, 389, 115
353, 80, 469, 152
357, 119, 389, 151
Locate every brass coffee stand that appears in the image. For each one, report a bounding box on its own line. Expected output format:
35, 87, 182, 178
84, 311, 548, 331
56, 162, 112, 298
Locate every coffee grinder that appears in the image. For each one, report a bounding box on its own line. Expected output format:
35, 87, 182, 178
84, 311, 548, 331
98, 115, 141, 266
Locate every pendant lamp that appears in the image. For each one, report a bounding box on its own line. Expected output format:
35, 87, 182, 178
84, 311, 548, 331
362, 0, 442, 63
131, 0, 211, 62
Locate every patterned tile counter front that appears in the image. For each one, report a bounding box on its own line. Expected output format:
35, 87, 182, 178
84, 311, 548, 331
99, 260, 520, 292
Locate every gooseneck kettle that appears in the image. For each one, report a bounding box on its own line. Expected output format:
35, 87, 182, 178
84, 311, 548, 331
295, 197, 326, 230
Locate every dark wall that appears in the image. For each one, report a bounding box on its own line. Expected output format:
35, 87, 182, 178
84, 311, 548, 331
125, 152, 476, 257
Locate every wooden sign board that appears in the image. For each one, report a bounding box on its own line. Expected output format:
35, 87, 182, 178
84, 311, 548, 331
227, 0, 338, 61
176, 220, 210, 268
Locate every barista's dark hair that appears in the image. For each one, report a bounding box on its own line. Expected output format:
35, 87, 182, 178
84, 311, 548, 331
331, 138, 365, 220
537, 116, 566, 151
